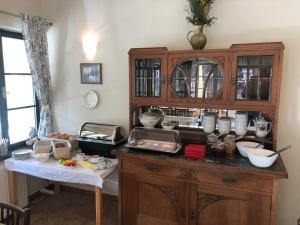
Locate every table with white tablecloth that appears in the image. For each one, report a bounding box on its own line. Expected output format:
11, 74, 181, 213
4, 157, 118, 225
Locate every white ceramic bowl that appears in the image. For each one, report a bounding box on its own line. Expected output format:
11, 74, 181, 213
33, 140, 52, 153
139, 116, 160, 128
236, 141, 263, 157
247, 148, 278, 168
33, 153, 50, 162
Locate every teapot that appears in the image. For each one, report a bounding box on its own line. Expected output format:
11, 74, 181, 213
139, 108, 164, 128
252, 117, 272, 138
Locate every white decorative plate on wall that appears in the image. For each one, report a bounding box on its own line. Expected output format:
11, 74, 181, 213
84, 90, 99, 108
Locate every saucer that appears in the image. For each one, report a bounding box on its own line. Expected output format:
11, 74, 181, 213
88, 156, 104, 164
95, 159, 113, 170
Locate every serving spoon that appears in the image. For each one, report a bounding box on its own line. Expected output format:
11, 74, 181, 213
267, 145, 292, 157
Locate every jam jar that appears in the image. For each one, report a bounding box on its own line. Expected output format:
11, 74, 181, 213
224, 135, 236, 155
212, 142, 226, 157
207, 133, 218, 150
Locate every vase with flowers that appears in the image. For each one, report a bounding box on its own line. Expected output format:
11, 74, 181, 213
186, 0, 216, 49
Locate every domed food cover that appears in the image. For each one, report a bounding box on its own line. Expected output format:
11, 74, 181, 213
126, 127, 181, 154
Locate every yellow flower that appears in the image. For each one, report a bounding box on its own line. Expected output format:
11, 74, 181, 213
200, 0, 206, 6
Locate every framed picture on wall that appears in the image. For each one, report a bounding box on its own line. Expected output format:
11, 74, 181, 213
80, 63, 102, 84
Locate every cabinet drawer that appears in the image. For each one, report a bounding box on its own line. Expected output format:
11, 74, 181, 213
121, 159, 189, 180
191, 168, 273, 193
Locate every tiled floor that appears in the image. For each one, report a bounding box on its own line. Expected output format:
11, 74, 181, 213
29, 189, 118, 225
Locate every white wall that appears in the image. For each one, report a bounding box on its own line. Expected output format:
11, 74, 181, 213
0, 0, 42, 31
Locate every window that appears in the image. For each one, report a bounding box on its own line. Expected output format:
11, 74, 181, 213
0, 29, 39, 148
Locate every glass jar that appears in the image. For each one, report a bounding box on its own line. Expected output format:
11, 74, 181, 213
207, 133, 218, 150
224, 135, 236, 155
212, 141, 226, 158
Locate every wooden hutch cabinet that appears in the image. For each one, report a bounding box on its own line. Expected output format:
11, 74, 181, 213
122, 42, 287, 225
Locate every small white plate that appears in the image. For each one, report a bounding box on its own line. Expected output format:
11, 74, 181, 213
12, 149, 33, 155
84, 91, 99, 109
88, 156, 104, 164
95, 159, 113, 170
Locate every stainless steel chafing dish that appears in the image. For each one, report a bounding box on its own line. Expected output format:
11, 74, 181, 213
77, 122, 127, 157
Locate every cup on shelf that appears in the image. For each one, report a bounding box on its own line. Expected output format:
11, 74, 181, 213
234, 111, 248, 136
218, 117, 231, 134
202, 113, 216, 133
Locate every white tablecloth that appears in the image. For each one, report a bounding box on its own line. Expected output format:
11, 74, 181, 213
4, 157, 118, 188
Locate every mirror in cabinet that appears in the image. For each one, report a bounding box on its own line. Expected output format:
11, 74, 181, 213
132, 106, 274, 146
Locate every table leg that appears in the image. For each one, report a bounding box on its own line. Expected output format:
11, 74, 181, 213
7, 171, 18, 205
95, 187, 103, 225
54, 182, 61, 194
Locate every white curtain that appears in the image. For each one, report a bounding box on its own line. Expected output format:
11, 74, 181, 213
21, 13, 53, 137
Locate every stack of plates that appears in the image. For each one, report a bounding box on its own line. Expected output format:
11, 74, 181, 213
12, 149, 32, 160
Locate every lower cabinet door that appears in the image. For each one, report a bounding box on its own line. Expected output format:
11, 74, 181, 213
189, 184, 272, 225
121, 172, 189, 225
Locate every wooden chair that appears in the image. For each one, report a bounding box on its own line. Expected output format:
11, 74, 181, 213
0, 202, 31, 225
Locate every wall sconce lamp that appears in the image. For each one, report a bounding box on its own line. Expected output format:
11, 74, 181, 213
82, 34, 98, 60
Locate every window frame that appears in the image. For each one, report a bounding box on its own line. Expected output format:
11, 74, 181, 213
0, 28, 40, 150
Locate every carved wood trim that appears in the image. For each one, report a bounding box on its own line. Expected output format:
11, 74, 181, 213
212, 56, 225, 67
197, 193, 246, 214
149, 183, 178, 210
171, 57, 185, 68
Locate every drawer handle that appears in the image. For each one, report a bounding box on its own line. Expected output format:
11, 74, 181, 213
179, 208, 185, 219
146, 164, 160, 173
190, 210, 196, 220
222, 176, 236, 185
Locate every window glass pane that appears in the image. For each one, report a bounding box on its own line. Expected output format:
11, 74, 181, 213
5, 75, 35, 109
8, 107, 36, 144
2, 37, 31, 74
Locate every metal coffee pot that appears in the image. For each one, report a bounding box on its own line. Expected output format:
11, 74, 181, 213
252, 117, 272, 138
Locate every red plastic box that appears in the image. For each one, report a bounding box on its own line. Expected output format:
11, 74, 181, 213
185, 144, 206, 159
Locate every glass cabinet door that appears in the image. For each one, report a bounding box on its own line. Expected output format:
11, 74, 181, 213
169, 57, 225, 104
135, 58, 161, 97
231, 51, 280, 106
235, 55, 273, 101
131, 54, 167, 103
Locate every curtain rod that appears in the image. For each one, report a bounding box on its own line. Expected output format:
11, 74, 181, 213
0, 9, 53, 26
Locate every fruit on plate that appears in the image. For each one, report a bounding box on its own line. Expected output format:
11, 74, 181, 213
78, 160, 97, 171
60, 159, 77, 167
